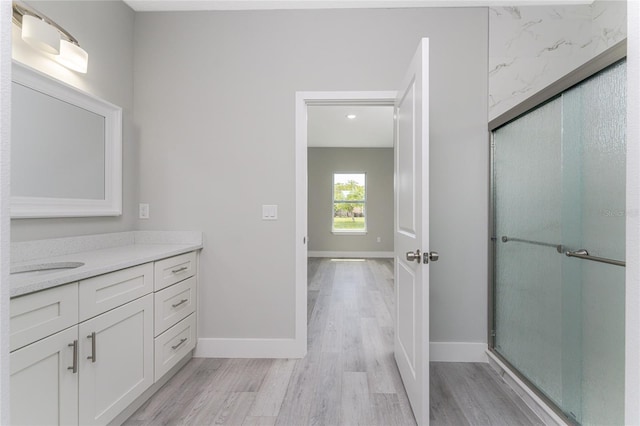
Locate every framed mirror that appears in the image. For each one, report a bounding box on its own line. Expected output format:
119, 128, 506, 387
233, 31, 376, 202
11, 61, 122, 218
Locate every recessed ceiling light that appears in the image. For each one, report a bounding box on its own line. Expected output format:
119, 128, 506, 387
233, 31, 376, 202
346, 114, 357, 120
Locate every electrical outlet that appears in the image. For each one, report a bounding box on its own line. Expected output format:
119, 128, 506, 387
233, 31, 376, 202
377, 237, 381, 243
139, 203, 149, 219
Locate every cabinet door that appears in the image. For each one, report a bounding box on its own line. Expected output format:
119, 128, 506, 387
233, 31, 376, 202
78, 294, 153, 425
10, 326, 79, 426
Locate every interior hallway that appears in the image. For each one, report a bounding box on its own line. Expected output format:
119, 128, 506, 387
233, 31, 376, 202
124, 258, 541, 425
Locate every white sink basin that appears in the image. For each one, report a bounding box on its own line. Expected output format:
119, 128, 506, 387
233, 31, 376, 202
11, 261, 85, 277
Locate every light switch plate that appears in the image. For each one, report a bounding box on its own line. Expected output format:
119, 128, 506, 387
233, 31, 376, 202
262, 204, 278, 220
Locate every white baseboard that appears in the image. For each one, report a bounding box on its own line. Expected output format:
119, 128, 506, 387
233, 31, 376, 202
197, 339, 485, 361
195, 338, 306, 358
430, 342, 488, 362
308, 250, 394, 258
486, 350, 567, 425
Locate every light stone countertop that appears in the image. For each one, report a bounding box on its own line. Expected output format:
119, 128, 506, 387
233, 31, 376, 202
10, 231, 203, 298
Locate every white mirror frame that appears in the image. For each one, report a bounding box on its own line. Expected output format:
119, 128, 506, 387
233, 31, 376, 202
11, 61, 122, 218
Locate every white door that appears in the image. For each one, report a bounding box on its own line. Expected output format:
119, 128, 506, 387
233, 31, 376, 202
394, 38, 433, 426
10, 326, 79, 426
79, 294, 154, 425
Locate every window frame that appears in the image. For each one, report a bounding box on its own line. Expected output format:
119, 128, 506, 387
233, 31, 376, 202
331, 172, 367, 235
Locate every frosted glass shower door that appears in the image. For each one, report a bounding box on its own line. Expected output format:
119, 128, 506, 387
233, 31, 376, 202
492, 59, 626, 425
494, 97, 565, 410
562, 59, 626, 425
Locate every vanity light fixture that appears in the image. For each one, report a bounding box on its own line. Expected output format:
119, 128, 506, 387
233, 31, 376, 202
12, 1, 89, 74
21, 14, 60, 54
346, 114, 357, 120
57, 39, 89, 73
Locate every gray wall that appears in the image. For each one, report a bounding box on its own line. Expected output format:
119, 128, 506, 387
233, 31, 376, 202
308, 148, 393, 253
134, 8, 489, 344
10, 1, 136, 242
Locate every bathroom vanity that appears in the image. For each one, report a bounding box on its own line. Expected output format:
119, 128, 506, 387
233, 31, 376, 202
9, 231, 203, 425
9, 34, 203, 426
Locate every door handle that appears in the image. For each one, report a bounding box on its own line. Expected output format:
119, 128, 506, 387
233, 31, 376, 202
171, 337, 188, 350
423, 251, 439, 264
87, 332, 96, 363
406, 249, 421, 263
68, 340, 78, 373
172, 298, 189, 308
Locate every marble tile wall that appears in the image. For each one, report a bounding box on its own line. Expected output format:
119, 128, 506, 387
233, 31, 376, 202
489, 1, 627, 120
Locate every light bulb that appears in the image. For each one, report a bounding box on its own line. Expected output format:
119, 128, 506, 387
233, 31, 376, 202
57, 40, 88, 73
22, 14, 60, 54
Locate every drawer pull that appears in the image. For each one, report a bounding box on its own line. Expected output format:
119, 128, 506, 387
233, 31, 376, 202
68, 340, 78, 373
171, 337, 188, 350
87, 332, 96, 363
171, 298, 189, 308
171, 266, 188, 274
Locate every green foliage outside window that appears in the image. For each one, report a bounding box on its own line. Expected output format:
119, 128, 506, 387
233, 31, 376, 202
333, 174, 366, 231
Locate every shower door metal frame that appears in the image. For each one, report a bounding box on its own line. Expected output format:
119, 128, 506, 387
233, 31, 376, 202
487, 39, 627, 424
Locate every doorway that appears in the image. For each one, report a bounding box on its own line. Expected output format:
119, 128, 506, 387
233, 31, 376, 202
294, 91, 397, 357
306, 104, 395, 258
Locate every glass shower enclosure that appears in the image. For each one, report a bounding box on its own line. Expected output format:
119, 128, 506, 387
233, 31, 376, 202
490, 56, 626, 425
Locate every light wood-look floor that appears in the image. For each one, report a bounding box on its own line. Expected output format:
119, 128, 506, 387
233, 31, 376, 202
124, 258, 541, 426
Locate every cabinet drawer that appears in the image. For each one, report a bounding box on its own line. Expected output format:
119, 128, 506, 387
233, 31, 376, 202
154, 252, 196, 291
10, 283, 78, 352
154, 276, 196, 336
154, 313, 196, 381
79, 263, 153, 322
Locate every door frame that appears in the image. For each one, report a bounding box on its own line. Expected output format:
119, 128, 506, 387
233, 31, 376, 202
294, 91, 397, 357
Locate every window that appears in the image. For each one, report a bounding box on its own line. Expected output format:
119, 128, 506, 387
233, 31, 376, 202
333, 173, 366, 233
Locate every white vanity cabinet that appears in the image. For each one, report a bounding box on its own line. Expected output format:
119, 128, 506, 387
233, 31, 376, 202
10, 326, 79, 425
10, 283, 80, 426
152, 252, 197, 381
76, 263, 155, 425
78, 294, 153, 425
9, 250, 199, 426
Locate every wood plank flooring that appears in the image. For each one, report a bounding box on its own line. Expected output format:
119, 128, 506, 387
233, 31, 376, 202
123, 258, 541, 426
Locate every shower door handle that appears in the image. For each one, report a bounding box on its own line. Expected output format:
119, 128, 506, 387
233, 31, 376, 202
565, 249, 625, 267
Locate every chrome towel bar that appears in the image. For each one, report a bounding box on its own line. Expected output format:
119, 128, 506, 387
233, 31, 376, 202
500, 235, 564, 253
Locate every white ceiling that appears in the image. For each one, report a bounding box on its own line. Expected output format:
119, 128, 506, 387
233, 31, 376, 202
124, 0, 592, 12
307, 105, 394, 148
